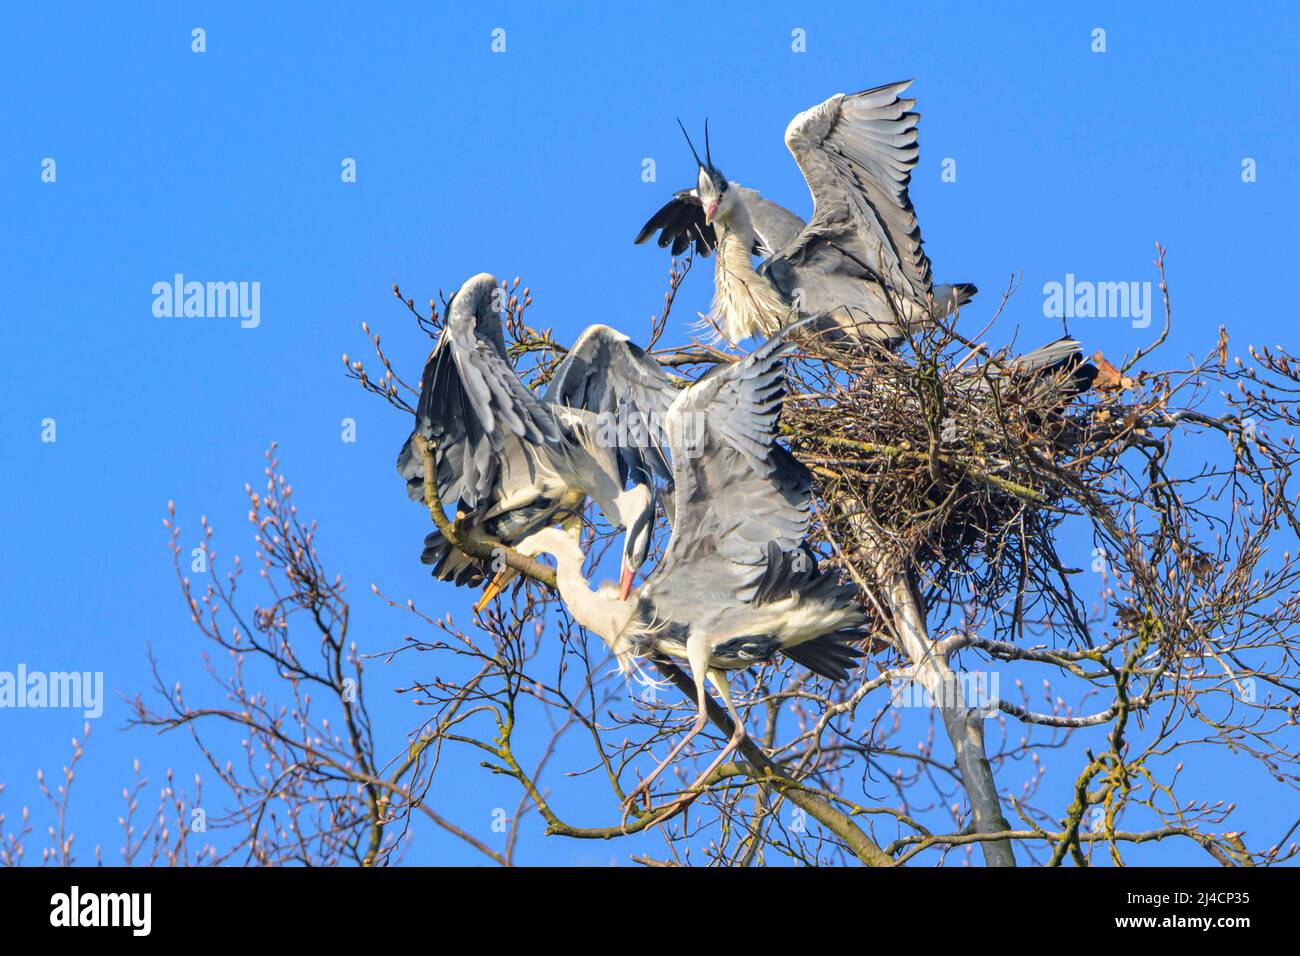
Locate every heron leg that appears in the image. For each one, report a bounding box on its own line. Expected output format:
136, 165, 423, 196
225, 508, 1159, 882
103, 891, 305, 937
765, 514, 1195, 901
620, 636, 712, 824
664, 669, 746, 813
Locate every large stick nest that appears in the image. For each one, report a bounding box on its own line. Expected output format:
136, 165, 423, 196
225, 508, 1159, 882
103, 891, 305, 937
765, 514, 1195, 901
779, 321, 1136, 640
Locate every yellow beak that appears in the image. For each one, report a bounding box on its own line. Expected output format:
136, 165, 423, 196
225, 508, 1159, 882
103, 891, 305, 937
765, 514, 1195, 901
474, 569, 510, 613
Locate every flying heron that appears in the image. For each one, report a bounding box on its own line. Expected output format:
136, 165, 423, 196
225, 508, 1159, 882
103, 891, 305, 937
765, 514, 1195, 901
514, 326, 865, 814
635, 80, 976, 347
395, 273, 674, 611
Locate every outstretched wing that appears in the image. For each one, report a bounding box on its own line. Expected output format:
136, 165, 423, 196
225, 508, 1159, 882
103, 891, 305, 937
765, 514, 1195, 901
544, 324, 677, 484
635, 186, 807, 260
778, 80, 934, 304
396, 272, 560, 508
656, 327, 811, 585
634, 190, 716, 256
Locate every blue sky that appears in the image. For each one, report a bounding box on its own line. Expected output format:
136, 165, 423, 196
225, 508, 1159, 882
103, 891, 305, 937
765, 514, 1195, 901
2, 2, 1297, 865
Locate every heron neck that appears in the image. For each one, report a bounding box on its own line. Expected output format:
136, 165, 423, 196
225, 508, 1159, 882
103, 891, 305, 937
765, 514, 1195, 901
711, 207, 785, 342
545, 537, 633, 642
715, 201, 756, 256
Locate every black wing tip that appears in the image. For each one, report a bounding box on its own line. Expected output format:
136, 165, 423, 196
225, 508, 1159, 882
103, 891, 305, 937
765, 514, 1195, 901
1070, 361, 1100, 395
634, 192, 715, 255
782, 629, 866, 682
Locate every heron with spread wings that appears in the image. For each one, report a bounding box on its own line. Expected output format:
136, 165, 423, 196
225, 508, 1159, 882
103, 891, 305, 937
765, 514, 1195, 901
515, 325, 865, 813
396, 273, 674, 610
636, 80, 976, 347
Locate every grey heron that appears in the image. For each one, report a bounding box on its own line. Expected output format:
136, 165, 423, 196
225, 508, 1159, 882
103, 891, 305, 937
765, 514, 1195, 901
636, 80, 976, 346
972, 337, 1098, 404
395, 273, 674, 610
515, 327, 865, 812
937, 337, 1099, 436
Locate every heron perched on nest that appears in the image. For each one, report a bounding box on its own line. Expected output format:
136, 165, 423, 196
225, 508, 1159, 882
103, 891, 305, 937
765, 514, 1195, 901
636, 80, 976, 347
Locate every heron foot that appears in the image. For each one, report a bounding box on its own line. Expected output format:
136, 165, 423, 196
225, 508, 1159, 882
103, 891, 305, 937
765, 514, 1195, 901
618, 710, 710, 829
619, 721, 745, 828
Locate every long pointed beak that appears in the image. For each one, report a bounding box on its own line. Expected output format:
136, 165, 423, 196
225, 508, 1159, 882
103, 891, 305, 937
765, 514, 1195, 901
618, 563, 636, 602
474, 570, 509, 613
704, 200, 718, 224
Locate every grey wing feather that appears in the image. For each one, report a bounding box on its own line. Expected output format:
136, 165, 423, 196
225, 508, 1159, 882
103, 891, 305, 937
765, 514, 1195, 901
695, 330, 799, 477
781, 630, 864, 681
658, 326, 811, 580
546, 406, 628, 526
445, 274, 558, 444
779, 81, 933, 303
545, 324, 676, 483
1004, 338, 1085, 374
750, 541, 866, 678
970, 338, 1098, 403
397, 273, 560, 509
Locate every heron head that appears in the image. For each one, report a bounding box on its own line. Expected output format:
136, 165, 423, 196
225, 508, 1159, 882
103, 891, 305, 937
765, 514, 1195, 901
618, 485, 656, 601
678, 119, 729, 225
697, 166, 731, 225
